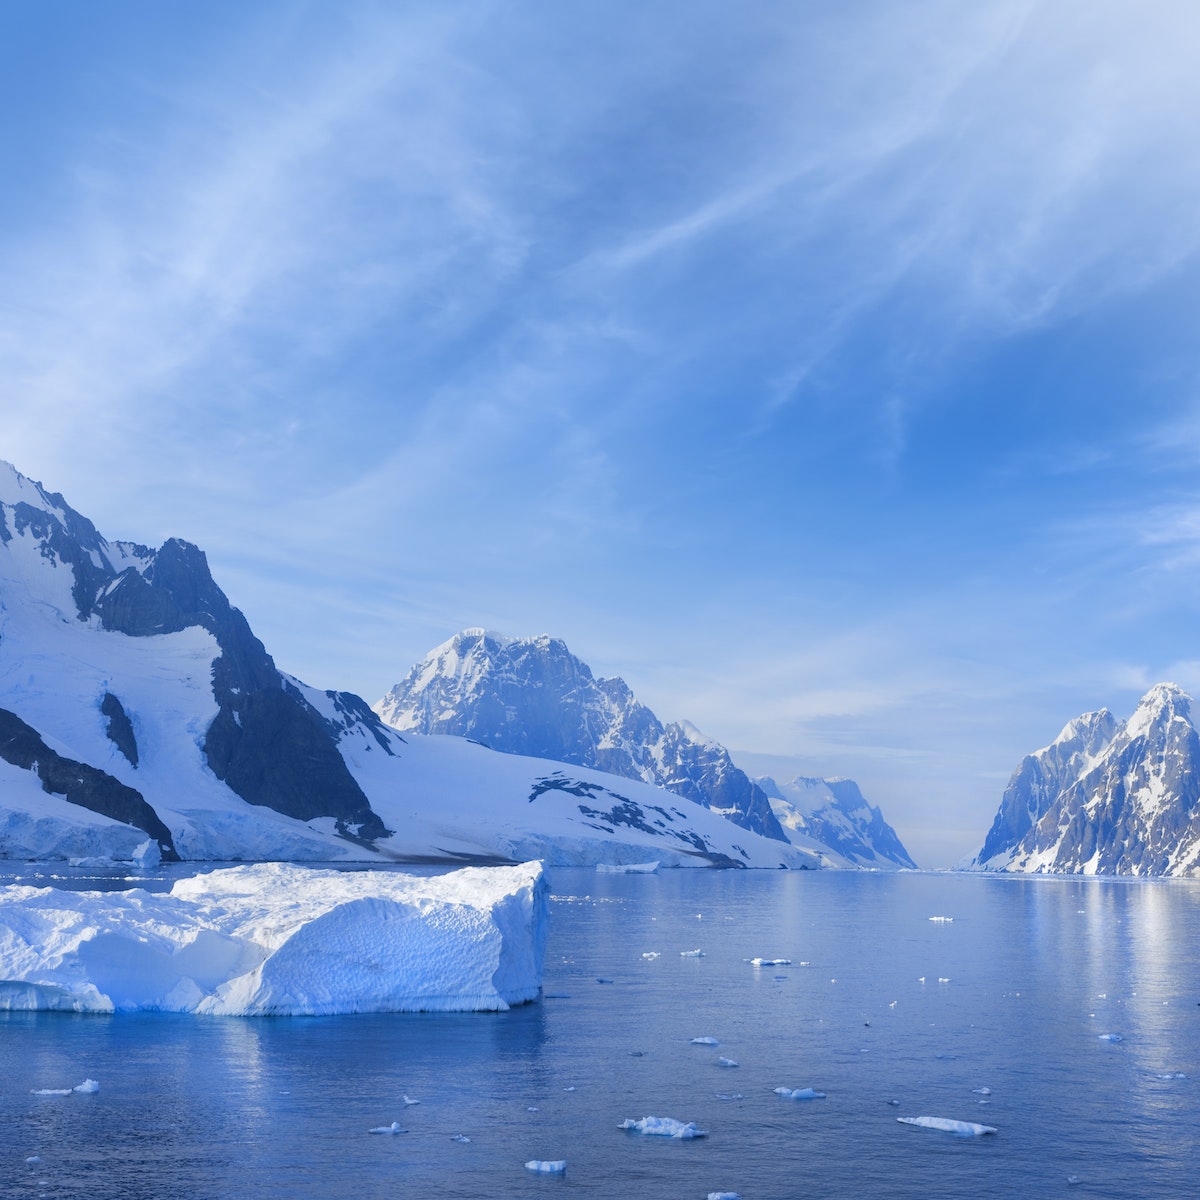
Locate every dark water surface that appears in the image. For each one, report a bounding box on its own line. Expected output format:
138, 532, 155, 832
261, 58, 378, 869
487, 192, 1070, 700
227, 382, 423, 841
2, 867, 1198, 1198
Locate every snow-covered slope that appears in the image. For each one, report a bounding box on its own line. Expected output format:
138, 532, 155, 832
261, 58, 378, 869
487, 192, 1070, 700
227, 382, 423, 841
967, 684, 1200, 875
0, 861, 548, 1014
755, 776, 917, 869
376, 630, 789, 840
0, 461, 815, 868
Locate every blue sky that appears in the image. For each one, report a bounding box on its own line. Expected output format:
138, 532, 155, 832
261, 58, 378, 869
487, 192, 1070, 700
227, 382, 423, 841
4, 1, 1200, 866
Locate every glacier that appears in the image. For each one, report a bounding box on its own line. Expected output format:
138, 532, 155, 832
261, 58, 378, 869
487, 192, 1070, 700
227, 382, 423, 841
0, 861, 548, 1015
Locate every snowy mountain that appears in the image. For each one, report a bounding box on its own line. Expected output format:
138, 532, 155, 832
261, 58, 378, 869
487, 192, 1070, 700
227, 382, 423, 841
754, 775, 917, 869
0, 461, 815, 869
967, 683, 1200, 875
375, 629, 786, 841
375, 629, 915, 866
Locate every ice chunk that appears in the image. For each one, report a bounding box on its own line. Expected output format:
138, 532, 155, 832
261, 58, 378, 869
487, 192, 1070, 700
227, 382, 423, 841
451, 1134, 471, 1143
1098, 1033, 1123, 1042
716, 1093, 743, 1101
369, 1122, 406, 1134
708, 1193, 741, 1199
596, 861, 659, 873
774, 1086, 825, 1100
691, 1036, 720, 1045
73, 1079, 99, 1093
0, 862, 548, 1016
897, 1116, 997, 1136
31, 1079, 97, 1096
680, 949, 705, 957
717, 1057, 739, 1068
619, 1116, 707, 1138
972, 1087, 991, 1095
642, 952, 660, 960
402, 1095, 420, 1106
928, 916, 953, 922
25, 1156, 41, 1165
749, 958, 791, 966
131, 839, 161, 868
525, 1160, 567, 1173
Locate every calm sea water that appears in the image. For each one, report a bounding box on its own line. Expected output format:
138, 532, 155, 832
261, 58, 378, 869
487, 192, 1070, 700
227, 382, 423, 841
2, 866, 1198, 1199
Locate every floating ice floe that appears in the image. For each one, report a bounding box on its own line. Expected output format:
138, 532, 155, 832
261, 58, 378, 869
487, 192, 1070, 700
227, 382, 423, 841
25, 1156, 41, 1165
619, 1116, 706, 1139
1098, 1033, 1123, 1042
680, 949, 705, 958
972, 1087, 991, 1096
774, 1087, 825, 1100
369, 1122, 406, 1135
717, 1057, 739, 1068
716, 1093, 743, 1101
708, 1193, 741, 1199
1155, 1072, 1188, 1080
642, 952, 660, 960
31, 1079, 98, 1096
402, 1095, 420, 1106
897, 1116, 997, 1137
451, 1134, 471, 1143
525, 1160, 567, 1173
928, 916, 953, 923
0, 862, 548, 1016
749, 958, 791, 967
938, 977, 951, 984
691, 1036, 720, 1046
596, 861, 660, 874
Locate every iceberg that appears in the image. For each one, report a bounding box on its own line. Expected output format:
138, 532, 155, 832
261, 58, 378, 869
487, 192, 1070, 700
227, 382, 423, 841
525, 1160, 567, 1173
0, 861, 548, 1015
619, 1116, 707, 1138
897, 1116, 997, 1137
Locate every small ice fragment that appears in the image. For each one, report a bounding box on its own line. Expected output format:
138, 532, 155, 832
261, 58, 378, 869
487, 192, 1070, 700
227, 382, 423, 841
708, 1193, 741, 1199
680, 949, 705, 958
25, 1156, 41, 1165
402, 1095, 420, 1106
563, 1086, 576, 1092
938, 977, 950, 984
525, 1160, 567, 1173
749, 957, 792, 966
527, 1106, 540, 1112
369, 1122, 406, 1134
897, 1116, 997, 1137
888, 1099, 901, 1106
451, 1134, 471, 1143
1155, 1072, 1187, 1080
774, 1086, 825, 1100
918, 977, 926, 984
928, 916, 953, 923
691, 1036, 720, 1045
642, 952, 660, 960
31, 1089, 71, 1096
619, 1116, 707, 1138
1099, 1033, 1123, 1042
73, 1079, 99, 1093
1067, 1177, 1082, 1186
716, 1093, 743, 1101
717, 1057, 739, 1068
972, 1087, 991, 1096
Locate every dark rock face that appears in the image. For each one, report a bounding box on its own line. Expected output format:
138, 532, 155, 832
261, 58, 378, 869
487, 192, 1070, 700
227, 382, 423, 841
376, 630, 788, 843
970, 685, 1200, 875
100, 692, 139, 767
0, 706, 177, 859
1, 466, 388, 846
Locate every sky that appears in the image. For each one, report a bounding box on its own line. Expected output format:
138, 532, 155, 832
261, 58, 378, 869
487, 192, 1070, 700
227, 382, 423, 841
4, 0, 1200, 867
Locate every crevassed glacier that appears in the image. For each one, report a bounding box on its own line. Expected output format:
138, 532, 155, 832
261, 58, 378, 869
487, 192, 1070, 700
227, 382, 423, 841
0, 861, 548, 1015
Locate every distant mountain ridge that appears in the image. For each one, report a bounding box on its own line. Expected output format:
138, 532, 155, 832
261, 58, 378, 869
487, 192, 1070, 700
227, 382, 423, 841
755, 775, 918, 869
375, 628, 916, 867
968, 683, 1200, 875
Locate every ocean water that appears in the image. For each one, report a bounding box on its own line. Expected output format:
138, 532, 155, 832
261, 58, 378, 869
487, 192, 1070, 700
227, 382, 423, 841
2, 866, 1199, 1199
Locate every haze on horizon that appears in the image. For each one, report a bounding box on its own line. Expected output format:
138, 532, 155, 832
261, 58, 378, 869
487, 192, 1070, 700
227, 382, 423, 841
3, 1, 1200, 867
